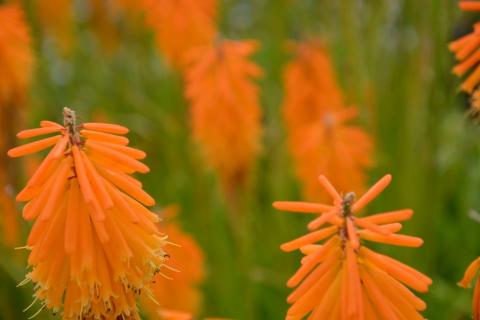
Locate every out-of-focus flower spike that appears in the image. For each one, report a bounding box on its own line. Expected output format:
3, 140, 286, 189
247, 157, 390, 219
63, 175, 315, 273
185, 39, 262, 194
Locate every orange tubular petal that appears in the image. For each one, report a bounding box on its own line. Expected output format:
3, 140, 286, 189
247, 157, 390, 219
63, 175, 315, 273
80, 151, 114, 209
361, 247, 432, 292
366, 261, 427, 312
456, 36, 480, 60
359, 209, 413, 225
450, 33, 475, 52
460, 1, 480, 11
105, 182, 140, 224
459, 257, 480, 288
352, 174, 392, 213
17, 126, 62, 139
287, 257, 341, 315
307, 209, 340, 230
300, 244, 322, 255
23, 178, 56, 220
360, 268, 402, 320
65, 180, 81, 254
40, 120, 64, 128
86, 140, 149, 173
346, 218, 359, 249
346, 243, 363, 318
462, 63, 480, 93
354, 217, 393, 235
82, 122, 129, 135
96, 165, 155, 207
16, 136, 69, 202
86, 140, 146, 159
272, 201, 335, 214
287, 236, 339, 287
71, 146, 94, 202
280, 225, 338, 252
302, 270, 342, 319
453, 49, 480, 76
318, 175, 342, 204
80, 129, 129, 145
7, 135, 61, 158
72, 146, 105, 221
39, 159, 71, 221
287, 254, 339, 304
360, 231, 423, 247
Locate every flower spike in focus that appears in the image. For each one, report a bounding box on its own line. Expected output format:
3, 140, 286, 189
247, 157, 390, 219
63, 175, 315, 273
8, 108, 169, 320
274, 174, 431, 319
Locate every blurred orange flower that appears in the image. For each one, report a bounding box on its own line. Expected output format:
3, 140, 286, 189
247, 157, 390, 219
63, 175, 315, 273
185, 40, 263, 192
8, 108, 168, 319
142, 205, 205, 317
36, 0, 75, 54
459, 1, 480, 11
142, 0, 217, 68
0, 3, 34, 106
274, 174, 431, 319
283, 41, 373, 202
459, 257, 480, 319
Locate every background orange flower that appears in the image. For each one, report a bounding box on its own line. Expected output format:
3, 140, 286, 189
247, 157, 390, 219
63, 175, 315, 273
142, 205, 205, 317
283, 40, 373, 202
141, 0, 217, 68
185, 40, 263, 194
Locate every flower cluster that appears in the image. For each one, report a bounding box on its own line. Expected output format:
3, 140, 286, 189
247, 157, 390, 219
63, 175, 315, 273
274, 174, 431, 319
8, 108, 168, 319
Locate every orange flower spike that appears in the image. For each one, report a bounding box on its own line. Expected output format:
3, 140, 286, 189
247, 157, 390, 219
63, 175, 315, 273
8, 108, 168, 319
185, 40, 262, 191
282, 40, 374, 202
275, 174, 431, 319
0, 4, 34, 106
141, 0, 217, 68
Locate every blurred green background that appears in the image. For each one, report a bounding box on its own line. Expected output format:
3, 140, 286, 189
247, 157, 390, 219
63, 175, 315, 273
1, 0, 480, 319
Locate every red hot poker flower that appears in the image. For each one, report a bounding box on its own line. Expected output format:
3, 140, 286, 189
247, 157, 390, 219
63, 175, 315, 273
184, 40, 263, 192
274, 174, 432, 319
8, 108, 168, 319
